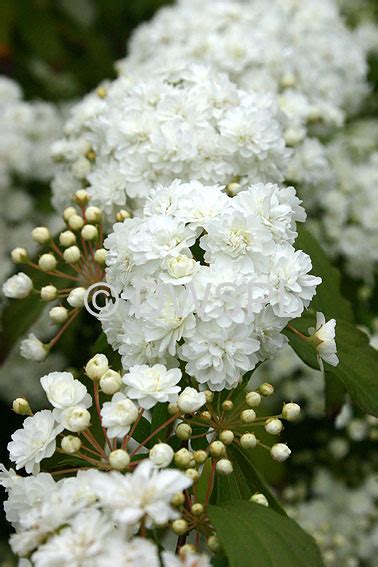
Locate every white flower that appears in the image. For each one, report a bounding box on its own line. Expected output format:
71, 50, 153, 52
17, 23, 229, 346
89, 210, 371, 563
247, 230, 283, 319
162, 551, 211, 567
123, 364, 181, 409
308, 312, 339, 371
58, 406, 91, 432
101, 393, 139, 438
149, 443, 174, 468
67, 287, 87, 308
2, 273, 33, 298
177, 387, 206, 414
20, 334, 48, 362
40, 372, 92, 413
8, 410, 63, 474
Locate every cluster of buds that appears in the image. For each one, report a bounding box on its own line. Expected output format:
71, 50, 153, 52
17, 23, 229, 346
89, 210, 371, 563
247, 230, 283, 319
2, 191, 131, 360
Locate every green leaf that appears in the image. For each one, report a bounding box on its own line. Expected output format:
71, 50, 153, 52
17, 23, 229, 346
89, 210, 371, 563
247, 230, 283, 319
295, 226, 353, 321
212, 444, 286, 515
208, 501, 324, 567
286, 314, 378, 417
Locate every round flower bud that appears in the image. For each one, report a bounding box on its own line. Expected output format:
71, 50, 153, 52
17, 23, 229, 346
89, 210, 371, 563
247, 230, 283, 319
68, 214, 84, 231
40, 285, 57, 302
207, 535, 221, 553
31, 226, 50, 244
94, 248, 107, 265
150, 443, 174, 468
271, 443, 291, 462
63, 206, 77, 222
11, 247, 28, 264
204, 390, 214, 403
186, 468, 199, 482
176, 423, 192, 440
20, 334, 49, 362
246, 391, 262, 408
172, 519, 188, 535
259, 383, 274, 397
81, 224, 98, 241
99, 369, 122, 395
265, 418, 283, 435
2, 273, 33, 299
61, 435, 81, 454
241, 409, 256, 424
59, 230, 76, 247
115, 209, 131, 222
168, 402, 179, 415
12, 398, 32, 416
174, 448, 192, 469
222, 400, 234, 412
49, 306, 69, 324
193, 450, 208, 464
67, 287, 87, 308
209, 441, 226, 458
240, 433, 257, 449
179, 544, 197, 558
85, 206, 102, 224
109, 449, 130, 471
216, 458, 233, 476
199, 411, 211, 422
38, 253, 57, 272
282, 403, 301, 421
166, 255, 197, 279
219, 430, 234, 445
61, 406, 91, 432
178, 387, 206, 414
191, 503, 204, 516
73, 189, 89, 206
171, 492, 185, 507
250, 493, 269, 507
63, 245, 81, 264
85, 354, 109, 381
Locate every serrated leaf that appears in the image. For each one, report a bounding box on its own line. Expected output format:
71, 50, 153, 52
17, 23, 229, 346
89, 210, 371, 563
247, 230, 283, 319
208, 501, 324, 567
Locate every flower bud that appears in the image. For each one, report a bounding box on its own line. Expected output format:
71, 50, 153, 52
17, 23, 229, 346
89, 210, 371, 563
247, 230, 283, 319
86, 206, 102, 223
81, 224, 98, 241
199, 411, 211, 422
2, 273, 33, 299
259, 383, 274, 397
186, 468, 199, 482
179, 544, 197, 558
20, 334, 49, 362
97, 86, 107, 98
38, 253, 57, 272
99, 369, 122, 395
171, 492, 185, 507
178, 387, 206, 414
207, 535, 221, 553
115, 209, 131, 222
40, 285, 58, 302
59, 230, 76, 247
11, 247, 28, 264
61, 435, 81, 454
204, 390, 214, 403
31, 226, 51, 244
68, 214, 84, 231
282, 402, 301, 421
191, 503, 204, 516
67, 287, 87, 308
63, 245, 81, 264
73, 189, 89, 206
172, 519, 188, 535
85, 354, 109, 381
250, 493, 269, 507
150, 443, 174, 468
94, 248, 107, 265
166, 255, 197, 279
240, 433, 257, 449
193, 450, 208, 465
209, 441, 226, 458
12, 398, 32, 416
265, 418, 283, 435
60, 406, 91, 432
63, 206, 77, 222
216, 458, 233, 476
49, 306, 69, 324
226, 182, 241, 196
271, 443, 291, 462
174, 448, 192, 468
246, 391, 262, 408
176, 423, 192, 440
222, 400, 234, 412
168, 402, 179, 415
109, 449, 130, 471
240, 409, 256, 424
219, 430, 234, 445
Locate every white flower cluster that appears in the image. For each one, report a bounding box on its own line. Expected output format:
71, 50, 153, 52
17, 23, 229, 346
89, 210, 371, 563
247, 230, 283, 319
0, 461, 207, 566
124, 0, 368, 138
102, 179, 320, 391
51, 63, 290, 215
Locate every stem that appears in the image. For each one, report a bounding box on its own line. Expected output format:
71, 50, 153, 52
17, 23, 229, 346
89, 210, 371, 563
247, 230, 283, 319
204, 459, 216, 508
49, 309, 80, 348
82, 430, 107, 459
94, 382, 113, 452
129, 413, 179, 457
287, 324, 309, 341
122, 409, 144, 449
